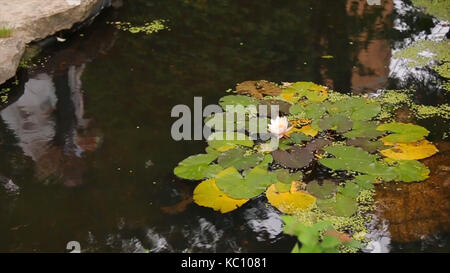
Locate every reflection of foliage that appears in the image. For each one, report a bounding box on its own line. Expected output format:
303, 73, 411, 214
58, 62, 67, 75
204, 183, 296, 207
411, 0, 450, 21
173, 81, 439, 252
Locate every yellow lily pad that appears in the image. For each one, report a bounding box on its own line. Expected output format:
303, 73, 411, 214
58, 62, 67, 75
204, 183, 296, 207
380, 139, 438, 160
266, 181, 316, 214
193, 178, 249, 213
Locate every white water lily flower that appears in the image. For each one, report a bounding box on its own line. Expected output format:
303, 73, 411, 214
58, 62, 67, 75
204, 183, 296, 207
268, 116, 292, 139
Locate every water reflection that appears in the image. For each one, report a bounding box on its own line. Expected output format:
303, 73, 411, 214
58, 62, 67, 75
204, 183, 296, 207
0, 67, 101, 186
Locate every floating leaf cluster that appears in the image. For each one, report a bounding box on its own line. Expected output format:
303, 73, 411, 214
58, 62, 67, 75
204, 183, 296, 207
173, 81, 439, 252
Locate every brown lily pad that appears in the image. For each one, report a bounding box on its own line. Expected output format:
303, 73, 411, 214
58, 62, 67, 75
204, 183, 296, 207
236, 80, 282, 99
272, 139, 331, 169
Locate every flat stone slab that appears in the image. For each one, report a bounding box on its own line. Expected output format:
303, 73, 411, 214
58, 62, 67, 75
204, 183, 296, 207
0, 0, 110, 84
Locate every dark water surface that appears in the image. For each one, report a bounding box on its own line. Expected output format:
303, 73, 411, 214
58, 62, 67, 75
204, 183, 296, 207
0, 0, 448, 252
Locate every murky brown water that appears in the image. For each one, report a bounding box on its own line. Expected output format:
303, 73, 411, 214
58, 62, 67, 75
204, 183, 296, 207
0, 0, 448, 252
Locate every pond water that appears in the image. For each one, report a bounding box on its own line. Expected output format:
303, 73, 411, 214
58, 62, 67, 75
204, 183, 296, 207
0, 0, 448, 252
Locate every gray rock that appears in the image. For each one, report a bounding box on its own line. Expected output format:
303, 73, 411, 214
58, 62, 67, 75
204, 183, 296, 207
0, 0, 113, 85
0, 38, 25, 84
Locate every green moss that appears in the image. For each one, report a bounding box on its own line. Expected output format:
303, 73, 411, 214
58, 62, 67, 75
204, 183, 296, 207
411, 0, 450, 21
0, 27, 12, 38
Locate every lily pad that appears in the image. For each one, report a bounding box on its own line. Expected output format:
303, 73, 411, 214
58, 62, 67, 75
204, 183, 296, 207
205, 112, 247, 131
318, 115, 353, 133
338, 182, 361, 199
217, 148, 264, 170
317, 194, 358, 217
380, 139, 438, 160
193, 178, 249, 213
287, 132, 311, 144
207, 132, 254, 152
388, 159, 430, 182
259, 99, 292, 115
319, 145, 396, 180
266, 182, 316, 214
219, 95, 258, 110
272, 145, 314, 169
174, 153, 221, 180
284, 82, 328, 102
353, 175, 377, 190
343, 120, 384, 139
306, 180, 337, 199
289, 102, 327, 120
272, 139, 331, 169
236, 80, 282, 99
215, 166, 275, 199
273, 169, 303, 184
377, 122, 429, 143
346, 138, 386, 153
325, 97, 381, 121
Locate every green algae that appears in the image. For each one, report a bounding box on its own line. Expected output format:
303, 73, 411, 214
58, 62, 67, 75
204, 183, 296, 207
110, 20, 168, 35
378, 89, 450, 120
412, 104, 450, 119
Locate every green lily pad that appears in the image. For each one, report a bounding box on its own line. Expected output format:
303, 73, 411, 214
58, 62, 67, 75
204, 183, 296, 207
377, 122, 430, 143
318, 115, 353, 133
215, 166, 275, 199
289, 102, 327, 120
217, 148, 264, 170
346, 137, 386, 153
353, 175, 377, 190
319, 145, 396, 180
218, 95, 258, 111
273, 169, 303, 184
205, 112, 247, 131
174, 153, 221, 180
306, 180, 336, 199
246, 117, 270, 135
207, 132, 254, 151
389, 159, 430, 182
343, 120, 384, 139
317, 194, 358, 217
325, 97, 381, 121
338, 182, 361, 199
288, 133, 311, 144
